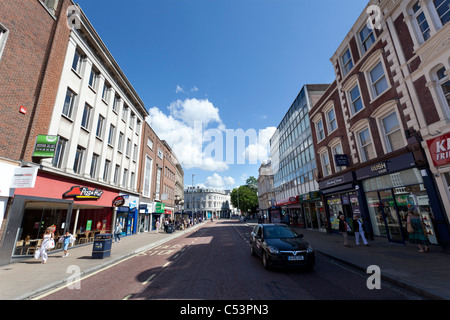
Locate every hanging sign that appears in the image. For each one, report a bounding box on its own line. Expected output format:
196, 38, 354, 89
112, 196, 126, 207
32, 135, 59, 158
63, 186, 103, 200
427, 132, 450, 167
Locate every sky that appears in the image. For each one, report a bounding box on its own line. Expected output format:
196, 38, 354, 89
75, 0, 369, 190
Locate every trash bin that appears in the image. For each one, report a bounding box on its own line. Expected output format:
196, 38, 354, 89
167, 225, 174, 234
92, 233, 112, 259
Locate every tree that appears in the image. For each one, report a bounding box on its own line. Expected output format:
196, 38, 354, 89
231, 183, 258, 215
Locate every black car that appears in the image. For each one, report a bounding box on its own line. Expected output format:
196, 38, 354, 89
250, 224, 315, 271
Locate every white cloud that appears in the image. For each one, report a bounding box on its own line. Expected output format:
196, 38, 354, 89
147, 99, 228, 172
176, 85, 184, 93
191, 86, 199, 92
205, 173, 235, 189
244, 126, 277, 164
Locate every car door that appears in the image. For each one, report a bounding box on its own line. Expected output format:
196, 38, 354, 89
254, 226, 265, 257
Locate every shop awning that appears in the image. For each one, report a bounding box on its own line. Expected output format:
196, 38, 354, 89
275, 196, 299, 206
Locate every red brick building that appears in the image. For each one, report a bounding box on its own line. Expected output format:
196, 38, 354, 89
310, 0, 450, 249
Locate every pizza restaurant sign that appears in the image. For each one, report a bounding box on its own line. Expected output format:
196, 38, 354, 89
427, 132, 450, 167
63, 186, 103, 200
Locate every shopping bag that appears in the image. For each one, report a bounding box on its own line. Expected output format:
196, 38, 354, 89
34, 249, 40, 260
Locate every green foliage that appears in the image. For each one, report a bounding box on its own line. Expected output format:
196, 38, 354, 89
230, 176, 258, 214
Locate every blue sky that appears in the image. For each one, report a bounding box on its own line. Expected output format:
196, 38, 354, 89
76, 0, 368, 190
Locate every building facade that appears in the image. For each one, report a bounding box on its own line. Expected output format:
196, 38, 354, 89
257, 161, 275, 221
184, 187, 231, 220
309, 0, 450, 249
269, 84, 329, 230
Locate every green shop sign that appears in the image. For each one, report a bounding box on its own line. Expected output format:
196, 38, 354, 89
32, 135, 59, 158
155, 202, 165, 213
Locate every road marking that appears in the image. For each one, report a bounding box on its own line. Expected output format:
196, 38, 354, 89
142, 274, 156, 285
123, 294, 132, 300
173, 254, 179, 259
163, 262, 170, 268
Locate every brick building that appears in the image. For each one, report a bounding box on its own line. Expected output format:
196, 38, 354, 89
0, 1, 152, 265
310, 0, 450, 249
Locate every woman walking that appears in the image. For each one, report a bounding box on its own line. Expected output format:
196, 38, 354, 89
407, 208, 430, 253
35, 227, 54, 264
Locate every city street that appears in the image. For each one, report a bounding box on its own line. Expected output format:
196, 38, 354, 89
36, 220, 422, 300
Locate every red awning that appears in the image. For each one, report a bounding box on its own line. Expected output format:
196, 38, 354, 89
275, 196, 300, 206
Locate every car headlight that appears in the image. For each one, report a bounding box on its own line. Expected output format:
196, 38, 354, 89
268, 246, 279, 254
306, 245, 314, 253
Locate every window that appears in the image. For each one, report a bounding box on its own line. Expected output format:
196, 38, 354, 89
357, 128, 376, 162
381, 111, 404, 152
52, 137, 67, 169
130, 172, 135, 190
90, 154, 99, 179
122, 168, 128, 188
129, 112, 135, 129
118, 132, 124, 152
369, 62, 388, 98
96, 115, 105, 139
413, 1, 431, 41
316, 119, 325, 141
41, 0, 59, 15
143, 155, 153, 197
437, 67, 450, 109
433, 0, 450, 26
341, 48, 354, 77
114, 164, 120, 185
133, 144, 138, 161
103, 160, 111, 182
349, 84, 364, 115
72, 49, 83, 74
73, 146, 84, 174
62, 88, 76, 118
122, 105, 128, 121
327, 108, 337, 132
102, 82, 111, 102
359, 24, 375, 54
89, 68, 99, 90
108, 124, 115, 145
126, 138, 131, 157
0, 24, 9, 62
320, 152, 332, 177
147, 138, 154, 150
158, 148, 163, 159
113, 95, 120, 113
81, 103, 92, 129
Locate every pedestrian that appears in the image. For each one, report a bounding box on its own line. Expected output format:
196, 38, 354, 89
61, 231, 75, 258
34, 227, 55, 264
338, 213, 350, 247
407, 208, 430, 253
114, 221, 122, 243
352, 215, 369, 246
164, 219, 169, 233
156, 220, 160, 233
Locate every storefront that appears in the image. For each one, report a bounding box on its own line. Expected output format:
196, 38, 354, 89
356, 153, 442, 245
138, 202, 152, 233
299, 192, 324, 231
275, 197, 301, 226
319, 172, 363, 234
0, 171, 118, 265
114, 193, 139, 236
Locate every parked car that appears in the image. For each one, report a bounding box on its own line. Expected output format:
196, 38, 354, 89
250, 224, 315, 271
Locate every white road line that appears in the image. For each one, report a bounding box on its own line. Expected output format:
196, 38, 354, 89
163, 262, 170, 268
123, 294, 132, 300
142, 274, 156, 285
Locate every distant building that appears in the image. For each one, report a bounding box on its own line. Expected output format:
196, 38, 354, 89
184, 187, 231, 220
257, 160, 275, 220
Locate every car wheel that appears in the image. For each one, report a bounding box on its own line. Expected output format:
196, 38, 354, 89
262, 252, 270, 270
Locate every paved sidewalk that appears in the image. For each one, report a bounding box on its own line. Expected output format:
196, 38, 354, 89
1, 220, 449, 300
292, 227, 450, 300
0, 222, 205, 300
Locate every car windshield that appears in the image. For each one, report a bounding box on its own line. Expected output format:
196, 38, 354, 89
263, 226, 299, 239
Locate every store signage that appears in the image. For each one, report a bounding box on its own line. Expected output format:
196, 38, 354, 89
112, 196, 126, 207
334, 154, 349, 167
63, 186, 103, 200
11, 167, 38, 189
155, 202, 165, 213
276, 196, 299, 206
32, 135, 59, 158
355, 153, 415, 180
427, 132, 450, 167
